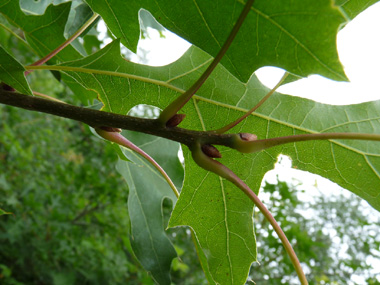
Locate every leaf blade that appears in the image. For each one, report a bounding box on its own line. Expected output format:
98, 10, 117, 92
86, 0, 348, 82
0, 1, 80, 62
337, 0, 379, 20
55, 40, 380, 282
169, 148, 258, 285
0, 1, 97, 103
56, 40, 380, 209
0, 46, 32, 95
115, 130, 181, 284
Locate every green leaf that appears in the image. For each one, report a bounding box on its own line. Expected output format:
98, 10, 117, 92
19, 0, 54, 15
0, 1, 97, 103
58, 39, 180, 115
115, 130, 182, 284
55, 40, 380, 281
0, 46, 32, 95
192, 234, 216, 284
337, 0, 379, 20
86, 0, 348, 82
66, 3, 95, 37
0, 207, 12, 216
0, 1, 80, 63
83, 34, 102, 55
2, 1, 380, 284
169, 149, 258, 284
55, 40, 261, 283
85, 0, 140, 52
139, 9, 166, 35
66, 3, 97, 56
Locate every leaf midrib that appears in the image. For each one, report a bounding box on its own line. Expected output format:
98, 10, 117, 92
125, 164, 165, 277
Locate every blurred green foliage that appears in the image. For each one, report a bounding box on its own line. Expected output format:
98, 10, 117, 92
0, 91, 152, 284
0, 18, 148, 282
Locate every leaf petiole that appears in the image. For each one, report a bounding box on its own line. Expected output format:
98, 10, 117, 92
32, 91, 67, 104
25, 13, 99, 75
215, 72, 289, 133
95, 128, 180, 198
232, 132, 380, 153
190, 142, 308, 284
157, 0, 255, 125
95, 128, 211, 280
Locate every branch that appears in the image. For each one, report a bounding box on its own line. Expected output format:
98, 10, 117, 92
0, 89, 235, 147
2, 89, 380, 154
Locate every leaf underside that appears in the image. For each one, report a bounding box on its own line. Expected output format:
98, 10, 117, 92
0, 1, 97, 103
86, 0, 348, 82
58, 39, 380, 283
2, 0, 380, 284
337, 0, 379, 20
115, 130, 181, 285
0, 46, 32, 95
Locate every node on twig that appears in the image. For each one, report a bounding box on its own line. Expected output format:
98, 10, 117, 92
166, 114, 186, 128
240, 133, 257, 141
99, 126, 122, 132
201, 144, 222, 158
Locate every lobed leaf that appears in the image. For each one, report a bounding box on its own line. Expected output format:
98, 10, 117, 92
56, 39, 261, 284
169, 148, 258, 284
0, 1, 97, 103
4, 0, 377, 281
19, 0, 55, 15
0, 1, 80, 63
54, 40, 380, 281
115, 130, 182, 284
66, 3, 97, 56
86, 0, 349, 82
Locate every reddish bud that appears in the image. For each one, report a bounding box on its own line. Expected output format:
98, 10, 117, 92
166, 114, 186, 128
201, 144, 222, 158
99, 126, 122, 132
239, 133, 257, 141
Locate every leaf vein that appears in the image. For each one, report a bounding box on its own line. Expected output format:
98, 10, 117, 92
249, 5, 345, 79
219, 177, 233, 283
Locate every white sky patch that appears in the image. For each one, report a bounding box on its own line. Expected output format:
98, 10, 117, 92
133, 28, 191, 66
